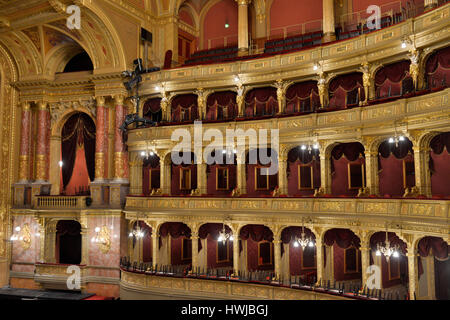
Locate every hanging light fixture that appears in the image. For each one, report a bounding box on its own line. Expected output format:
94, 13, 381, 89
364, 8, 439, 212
217, 222, 233, 244
129, 221, 145, 239
388, 125, 406, 148
91, 226, 108, 244
293, 222, 314, 249
10, 226, 22, 241
375, 229, 400, 262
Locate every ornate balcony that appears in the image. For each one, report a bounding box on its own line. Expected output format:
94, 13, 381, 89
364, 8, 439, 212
34, 263, 87, 291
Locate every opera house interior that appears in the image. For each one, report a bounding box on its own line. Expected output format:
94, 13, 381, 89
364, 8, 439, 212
0, 0, 449, 301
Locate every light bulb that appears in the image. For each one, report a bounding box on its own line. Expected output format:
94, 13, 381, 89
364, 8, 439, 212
140, 151, 146, 157
15, 226, 20, 232
19, 236, 23, 241
222, 150, 226, 154
399, 136, 405, 141
301, 145, 307, 150
225, 23, 230, 29
313, 144, 319, 150
35, 233, 40, 237
229, 235, 234, 241
393, 251, 399, 258
313, 64, 318, 71
128, 232, 133, 237
388, 138, 395, 143
401, 42, 406, 48
234, 76, 239, 82
155, 86, 160, 91
58, 161, 63, 167
308, 241, 314, 247
376, 250, 381, 256
218, 235, 223, 242
95, 227, 100, 233
293, 241, 299, 248
233, 149, 237, 154
150, 151, 154, 156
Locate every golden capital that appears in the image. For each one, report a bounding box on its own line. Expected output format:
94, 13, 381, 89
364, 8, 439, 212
21, 102, 31, 111
37, 101, 48, 110
114, 94, 125, 105
236, 0, 252, 5
96, 96, 106, 107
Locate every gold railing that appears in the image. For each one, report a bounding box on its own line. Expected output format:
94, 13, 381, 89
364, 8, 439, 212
120, 270, 350, 300
34, 196, 88, 209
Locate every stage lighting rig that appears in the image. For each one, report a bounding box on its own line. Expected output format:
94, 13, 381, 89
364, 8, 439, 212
120, 58, 160, 132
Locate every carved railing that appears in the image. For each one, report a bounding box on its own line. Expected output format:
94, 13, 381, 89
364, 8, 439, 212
34, 196, 89, 209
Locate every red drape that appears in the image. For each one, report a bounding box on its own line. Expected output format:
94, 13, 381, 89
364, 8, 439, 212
370, 232, 407, 254
206, 91, 237, 120
375, 60, 411, 86
143, 97, 162, 114
324, 228, 360, 249
417, 237, 448, 260
331, 142, 365, 161
285, 81, 320, 113
198, 223, 232, 240
287, 147, 319, 164
244, 87, 278, 117
328, 73, 364, 108
239, 225, 273, 242
281, 226, 315, 244
171, 94, 198, 122
425, 46, 450, 89
430, 132, 450, 154
378, 139, 413, 159
61, 113, 96, 189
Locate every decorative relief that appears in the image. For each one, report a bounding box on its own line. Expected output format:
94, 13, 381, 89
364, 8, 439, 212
49, 99, 96, 127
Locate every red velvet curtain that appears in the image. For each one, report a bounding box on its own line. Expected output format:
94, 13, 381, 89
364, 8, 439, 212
285, 81, 320, 113
426, 46, 450, 89
244, 87, 277, 117
430, 132, 450, 154
287, 147, 319, 164
206, 91, 237, 120
143, 97, 162, 115
171, 94, 198, 122
324, 228, 360, 249
331, 142, 365, 173
328, 73, 364, 108
375, 60, 411, 86
61, 113, 96, 189
418, 237, 448, 260
56, 220, 81, 264
378, 139, 413, 159
239, 225, 273, 242
281, 226, 315, 244
198, 223, 232, 240
370, 232, 407, 254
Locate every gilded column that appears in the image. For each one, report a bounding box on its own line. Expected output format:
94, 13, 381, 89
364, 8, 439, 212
233, 236, 240, 275
236, 153, 247, 195
364, 150, 379, 195
152, 233, 159, 268
317, 72, 328, 108
407, 251, 418, 299
315, 238, 324, 284
159, 150, 171, 195
319, 149, 332, 194
236, 0, 251, 55
191, 232, 199, 271
94, 96, 107, 181
35, 101, 49, 182
80, 226, 89, 265
18, 102, 31, 182
113, 94, 128, 181
278, 147, 288, 195
129, 152, 143, 195
413, 145, 432, 197
273, 238, 282, 280
322, 0, 336, 42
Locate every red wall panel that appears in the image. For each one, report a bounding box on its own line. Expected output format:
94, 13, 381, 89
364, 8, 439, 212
203, 0, 238, 49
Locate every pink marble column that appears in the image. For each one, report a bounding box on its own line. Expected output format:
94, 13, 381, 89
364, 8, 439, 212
95, 96, 107, 180
113, 95, 128, 181
18, 102, 31, 182
35, 101, 49, 182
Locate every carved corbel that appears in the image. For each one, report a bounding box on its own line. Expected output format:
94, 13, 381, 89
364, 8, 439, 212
273, 79, 292, 114
408, 48, 422, 91
235, 83, 245, 117
49, 0, 68, 14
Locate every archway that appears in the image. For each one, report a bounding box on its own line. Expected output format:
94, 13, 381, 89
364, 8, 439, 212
429, 132, 450, 198
56, 220, 81, 265
60, 112, 96, 195
287, 145, 320, 196
245, 148, 278, 197
240, 225, 274, 272
198, 223, 234, 271
159, 222, 192, 268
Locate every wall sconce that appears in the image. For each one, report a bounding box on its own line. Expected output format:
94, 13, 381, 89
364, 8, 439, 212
91, 226, 111, 254
10, 224, 32, 250
401, 37, 412, 49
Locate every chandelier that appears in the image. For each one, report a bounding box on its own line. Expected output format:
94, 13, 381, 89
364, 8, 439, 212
140, 141, 156, 159
375, 230, 400, 261
388, 124, 407, 147
129, 221, 145, 239
217, 223, 233, 244
300, 133, 320, 154
293, 224, 314, 249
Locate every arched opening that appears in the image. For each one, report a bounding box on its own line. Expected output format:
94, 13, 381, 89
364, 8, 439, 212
240, 225, 274, 272
323, 229, 362, 291
202, 0, 238, 50
159, 222, 192, 268
417, 236, 449, 300
328, 73, 364, 109
170, 151, 197, 195
170, 94, 199, 122
378, 137, 414, 197
425, 45, 450, 90
56, 220, 81, 265
205, 91, 237, 121
281, 226, 317, 285
245, 148, 278, 197
287, 145, 320, 196
206, 149, 237, 196
244, 87, 277, 118
429, 132, 450, 198
142, 153, 160, 196
143, 98, 163, 124
330, 142, 365, 197
285, 81, 320, 114
370, 231, 408, 299
63, 51, 94, 73
198, 223, 234, 271
374, 60, 413, 101
128, 221, 152, 263
60, 112, 96, 195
